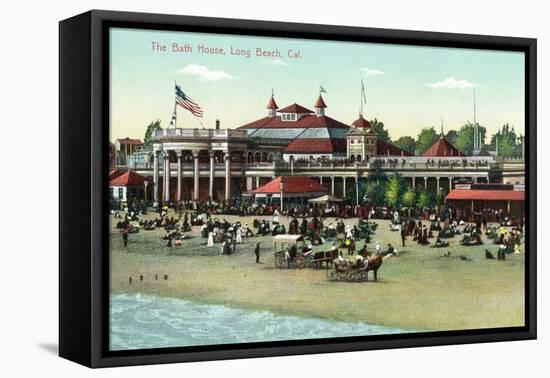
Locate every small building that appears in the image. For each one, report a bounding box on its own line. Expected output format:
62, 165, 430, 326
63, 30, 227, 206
250, 176, 328, 205
115, 137, 144, 167
445, 186, 525, 220
109, 171, 149, 204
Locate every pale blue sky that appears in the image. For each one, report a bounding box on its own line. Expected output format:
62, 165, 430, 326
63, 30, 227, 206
110, 27, 525, 142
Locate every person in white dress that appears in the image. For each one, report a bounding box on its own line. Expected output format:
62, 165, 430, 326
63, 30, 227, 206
236, 227, 243, 244
207, 231, 214, 247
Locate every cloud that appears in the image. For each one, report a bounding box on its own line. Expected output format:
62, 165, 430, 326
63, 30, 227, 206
360, 67, 384, 76
425, 76, 477, 89
179, 64, 235, 81
263, 58, 289, 66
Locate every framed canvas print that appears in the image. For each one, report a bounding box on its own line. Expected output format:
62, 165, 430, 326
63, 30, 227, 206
59, 10, 536, 368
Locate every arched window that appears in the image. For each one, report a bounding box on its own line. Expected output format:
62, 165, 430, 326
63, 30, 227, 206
254, 151, 261, 162
357, 154, 362, 162
262, 152, 268, 162
247, 151, 253, 163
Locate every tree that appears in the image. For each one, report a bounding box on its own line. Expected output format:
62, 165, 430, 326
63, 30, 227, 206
489, 123, 522, 158
370, 118, 391, 142
394, 136, 416, 155
455, 122, 487, 155
445, 130, 459, 145
402, 188, 416, 208
365, 182, 386, 207
416, 127, 439, 154
143, 119, 162, 149
416, 190, 435, 209
385, 174, 406, 209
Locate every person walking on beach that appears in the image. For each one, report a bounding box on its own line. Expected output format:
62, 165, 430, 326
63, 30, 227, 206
122, 228, 129, 248
254, 242, 261, 263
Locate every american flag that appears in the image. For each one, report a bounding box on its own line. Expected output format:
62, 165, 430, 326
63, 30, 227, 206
175, 84, 203, 117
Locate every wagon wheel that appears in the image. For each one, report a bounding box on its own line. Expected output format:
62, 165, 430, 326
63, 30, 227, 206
295, 255, 306, 269
275, 253, 286, 269
326, 268, 338, 281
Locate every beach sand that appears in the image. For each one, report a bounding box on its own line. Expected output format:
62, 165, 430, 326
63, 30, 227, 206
110, 212, 525, 332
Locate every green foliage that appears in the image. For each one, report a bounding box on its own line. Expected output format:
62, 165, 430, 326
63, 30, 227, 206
445, 130, 459, 145
416, 127, 439, 154
455, 122, 487, 155
370, 118, 391, 142
364, 181, 387, 207
489, 124, 523, 158
394, 136, 417, 154
416, 189, 436, 209
143, 119, 162, 149
402, 188, 416, 208
385, 174, 406, 208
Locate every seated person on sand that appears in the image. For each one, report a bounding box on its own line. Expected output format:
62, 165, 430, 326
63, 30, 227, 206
433, 236, 449, 248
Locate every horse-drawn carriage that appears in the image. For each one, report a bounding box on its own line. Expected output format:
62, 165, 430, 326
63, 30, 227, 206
326, 254, 383, 282
273, 235, 337, 269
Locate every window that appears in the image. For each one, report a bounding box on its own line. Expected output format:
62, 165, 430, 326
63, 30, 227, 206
281, 113, 297, 121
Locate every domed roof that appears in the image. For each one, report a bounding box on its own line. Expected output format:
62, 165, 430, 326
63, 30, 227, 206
352, 115, 372, 128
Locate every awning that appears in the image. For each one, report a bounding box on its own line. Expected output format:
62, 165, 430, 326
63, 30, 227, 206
308, 194, 343, 203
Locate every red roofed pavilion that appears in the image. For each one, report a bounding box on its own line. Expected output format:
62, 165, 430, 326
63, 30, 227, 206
109, 171, 147, 187
423, 136, 464, 157
251, 176, 328, 204
109, 171, 149, 203
445, 188, 525, 219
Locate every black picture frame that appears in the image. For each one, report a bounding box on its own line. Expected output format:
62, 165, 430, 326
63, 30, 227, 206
59, 9, 537, 368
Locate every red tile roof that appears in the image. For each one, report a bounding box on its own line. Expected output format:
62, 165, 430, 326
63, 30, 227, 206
278, 103, 314, 114
238, 114, 349, 130
109, 171, 147, 186
446, 190, 524, 202
377, 139, 413, 156
352, 115, 372, 128
116, 137, 143, 145
109, 169, 125, 180
422, 137, 464, 157
315, 95, 327, 108
266, 96, 278, 109
253, 176, 329, 194
284, 138, 347, 153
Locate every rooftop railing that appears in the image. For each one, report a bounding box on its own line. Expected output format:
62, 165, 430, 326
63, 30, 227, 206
152, 128, 248, 139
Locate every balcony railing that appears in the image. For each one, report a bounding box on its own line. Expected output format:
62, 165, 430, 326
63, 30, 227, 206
152, 128, 248, 139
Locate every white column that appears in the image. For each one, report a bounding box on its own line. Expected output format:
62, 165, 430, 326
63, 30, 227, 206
449, 176, 453, 191
436, 177, 440, 195
164, 152, 170, 202
424, 176, 428, 189
193, 150, 200, 202
176, 150, 182, 202
342, 177, 347, 198
225, 152, 231, 201
209, 151, 215, 200
331, 176, 335, 195
412, 176, 416, 189
256, 176, 260, 189
153, 150, 159, 204
320, 176, 323, 184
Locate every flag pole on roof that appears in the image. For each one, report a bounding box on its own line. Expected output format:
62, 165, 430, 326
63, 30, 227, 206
360, 78, 367, 117
173, 81, 205, 129
319, 85, 327, 95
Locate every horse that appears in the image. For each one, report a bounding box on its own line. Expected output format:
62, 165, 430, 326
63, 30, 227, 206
364, 254, 383, 282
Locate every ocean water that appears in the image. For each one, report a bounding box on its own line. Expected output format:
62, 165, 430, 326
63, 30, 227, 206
110, 293, 411, 351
